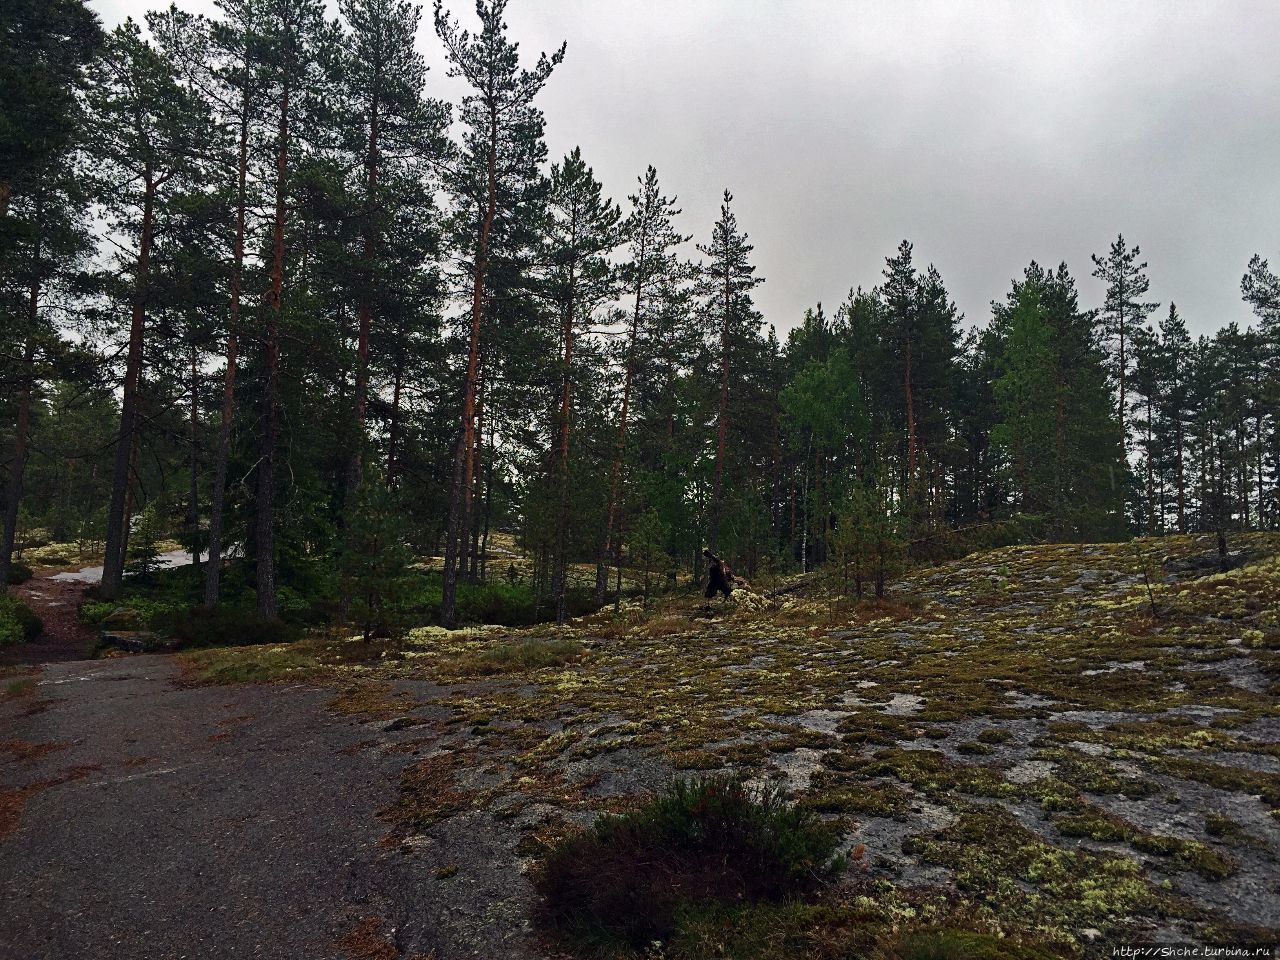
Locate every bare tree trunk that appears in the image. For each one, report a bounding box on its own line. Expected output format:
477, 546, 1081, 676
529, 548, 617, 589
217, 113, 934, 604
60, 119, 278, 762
101, 175, 157, 600
442, 111, 498, 627
552, 272, 577, 624
386, 336, 403, 485
468, 369, 486, 580
348, 84, 380, 501
204, 52, 253, 607
596, 249, 645, 603
258, 82, 291, 619
904, 336, 916, 501
187, 342, 201, 578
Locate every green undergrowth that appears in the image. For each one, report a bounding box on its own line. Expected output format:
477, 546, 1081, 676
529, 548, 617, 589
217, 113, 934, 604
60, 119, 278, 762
0, 595, 43, 646
181, 641, 324, 684
80, 557, 614, 654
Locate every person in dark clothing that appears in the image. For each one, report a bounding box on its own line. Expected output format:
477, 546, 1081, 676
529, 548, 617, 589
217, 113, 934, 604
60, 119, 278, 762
703, 548, 733, 599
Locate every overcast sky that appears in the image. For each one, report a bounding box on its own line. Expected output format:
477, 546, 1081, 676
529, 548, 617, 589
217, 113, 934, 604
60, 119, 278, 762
90, 0, 1280, 338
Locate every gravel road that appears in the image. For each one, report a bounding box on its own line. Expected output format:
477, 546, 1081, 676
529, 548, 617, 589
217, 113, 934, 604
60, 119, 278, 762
0, 656, 535, 960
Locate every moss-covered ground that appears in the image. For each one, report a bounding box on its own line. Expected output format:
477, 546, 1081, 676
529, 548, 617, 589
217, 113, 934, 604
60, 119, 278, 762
185, 533, 1280, 957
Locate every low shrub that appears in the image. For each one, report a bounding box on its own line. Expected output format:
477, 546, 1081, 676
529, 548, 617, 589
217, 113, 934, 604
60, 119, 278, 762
6, 563, 33, 585
907, 516, 1046, 567
0, 596, 43, 646
182, 642, 320, 684
79, 597, 186, 628
450, 637, 583, 675
150, 605, 293, 649
535, 776, 843, 952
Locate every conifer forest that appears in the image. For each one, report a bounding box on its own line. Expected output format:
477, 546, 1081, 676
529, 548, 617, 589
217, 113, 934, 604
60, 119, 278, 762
2, 2, 1279, 959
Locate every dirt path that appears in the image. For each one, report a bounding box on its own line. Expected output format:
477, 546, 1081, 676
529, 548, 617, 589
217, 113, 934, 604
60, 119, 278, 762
0, 656, 546, 960
2, 575, 100, 667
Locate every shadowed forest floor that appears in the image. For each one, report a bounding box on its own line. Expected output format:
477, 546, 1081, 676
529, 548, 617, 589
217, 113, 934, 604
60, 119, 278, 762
3, 533, 1278, 958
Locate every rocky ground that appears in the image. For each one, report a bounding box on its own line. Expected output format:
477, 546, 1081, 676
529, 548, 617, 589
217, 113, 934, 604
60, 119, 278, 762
2, 532, 1278, 958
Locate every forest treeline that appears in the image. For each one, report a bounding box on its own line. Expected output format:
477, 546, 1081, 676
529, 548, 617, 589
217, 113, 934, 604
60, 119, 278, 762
3, 0, 1278, 627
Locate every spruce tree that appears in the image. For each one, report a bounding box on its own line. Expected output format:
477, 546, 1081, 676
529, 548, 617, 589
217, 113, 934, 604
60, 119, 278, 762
992, 278, 1055, 512
1156, 305, 1194, 532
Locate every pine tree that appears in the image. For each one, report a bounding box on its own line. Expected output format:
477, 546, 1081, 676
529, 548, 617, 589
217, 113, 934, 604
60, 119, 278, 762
1241, 255, 1279, 527
0, 0, 101, 221
337, 0, 450, 500
1090, 234, 1159, 444
434, 0, 564, 627
0, 2, 99, 591
148, 0, 294, 603
0, 155, 93, 592
881, 241, 920, 503
595, 166, 689, 602
88, 20, 211, 600
1130, 323, 1162, 532
543, 147, 619, 623
697, 189, 763, 553
253, 0, 329, 617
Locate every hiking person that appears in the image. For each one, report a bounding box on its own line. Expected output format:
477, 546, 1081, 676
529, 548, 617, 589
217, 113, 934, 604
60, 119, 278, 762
702, 548, 733, 600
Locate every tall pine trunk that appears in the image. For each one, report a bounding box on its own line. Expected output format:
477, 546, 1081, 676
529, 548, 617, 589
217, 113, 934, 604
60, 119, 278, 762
1175, 422, 1186, 533
468, 368, 487, 579
348, 85, 380, 501
257, 82, 291, 619
596, 249, 645, 603
205, 96, 250, 606
551, 271, 576, 624
441, 112, 497, 627
386, 318, 405, 485
101, 175, 156, 600
904, 335, 916, 501
187, 343, 200, 577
